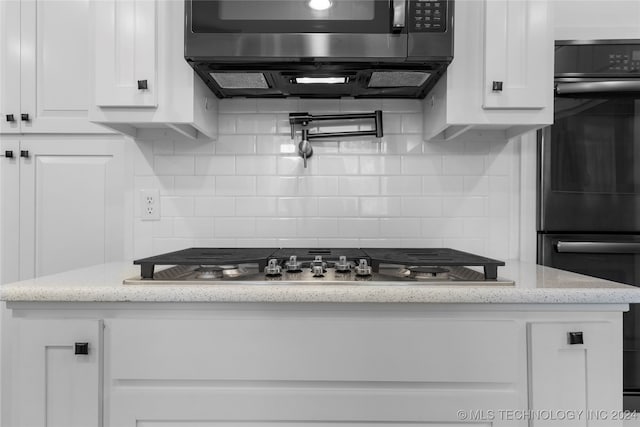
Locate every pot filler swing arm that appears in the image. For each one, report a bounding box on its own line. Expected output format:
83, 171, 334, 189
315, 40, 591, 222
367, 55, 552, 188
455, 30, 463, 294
288, 110, 384, 168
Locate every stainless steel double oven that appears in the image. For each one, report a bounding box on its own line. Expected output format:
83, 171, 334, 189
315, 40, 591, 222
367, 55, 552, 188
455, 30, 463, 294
538, 40, 640, 409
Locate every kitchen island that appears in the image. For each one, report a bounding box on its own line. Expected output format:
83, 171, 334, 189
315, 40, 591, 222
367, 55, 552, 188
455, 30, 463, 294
2, 260, 640, 427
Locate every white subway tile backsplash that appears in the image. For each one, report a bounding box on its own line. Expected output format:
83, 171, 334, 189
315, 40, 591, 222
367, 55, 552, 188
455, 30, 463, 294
337, 218, 379, 238
442, 197, 488, 217
214, 135, 257, 154
214, 218, 256, 237
298, 176, 339, 196
401, 197, 443, 217
401, 155, 442, 175
194, 197, 235, 217
359, 197, 402, 217
217, 115, 237, 134
132, 103, 519, 261
339, 176, 380, 196
278, 197, 319, 217
422, 176, 464, 195
257, 136, 297, 155
257, 176, 298, 196
380, 176, 422, 195
442, 154, 486, 176
215, 176, 256, 196
421, 218, 464, 238
219, 98, 258, 113
174, 176, 215, 196
236, 156, 277, 175
174, 218, 215, 239
379, 218, 422, 237
296, 218, 339, 238
154, 155, 195, 176
359, 155, 401, 175
381, 99, 423, 113
236, 197, 277, 216
255, 218, 298, 238
161, 197, 195, 217
318, 197, 359, 217
318, 155, 359, 175
196, 155, 236, 176
255, 98, 300, 113
401, 113, 424, 134
236, 114, 278, 134
463, 176, 489, 195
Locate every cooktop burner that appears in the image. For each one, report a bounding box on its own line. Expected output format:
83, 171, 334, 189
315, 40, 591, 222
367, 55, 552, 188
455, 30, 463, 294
129, 247, 509, 285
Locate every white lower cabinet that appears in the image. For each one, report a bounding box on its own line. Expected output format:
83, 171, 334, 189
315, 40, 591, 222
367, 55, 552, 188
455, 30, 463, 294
0, 137, 125, 284
528, 321, 622, 427
3, 305, 625, 427
10, 319, 103, 427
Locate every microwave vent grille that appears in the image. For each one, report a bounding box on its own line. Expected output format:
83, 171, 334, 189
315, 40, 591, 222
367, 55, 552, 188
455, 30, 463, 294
368, 71, 431, 88
209, 72, 269, 89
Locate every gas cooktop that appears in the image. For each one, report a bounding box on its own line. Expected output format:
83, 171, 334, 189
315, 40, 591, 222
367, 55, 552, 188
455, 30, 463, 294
125, 248, 513, 286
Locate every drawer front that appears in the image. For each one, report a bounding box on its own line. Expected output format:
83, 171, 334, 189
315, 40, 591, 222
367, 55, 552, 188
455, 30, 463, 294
108, 317, 520, 383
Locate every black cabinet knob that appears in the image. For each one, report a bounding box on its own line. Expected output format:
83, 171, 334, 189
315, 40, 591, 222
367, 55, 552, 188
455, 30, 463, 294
21, 113, 30, 121
4, 150, 13, 158
568, 331, 584, 345
492, 81, 504, 91
74, 342, 89, 355
137, 79, 148, 90
6, 114, 15, 122
20, 150, 29, 158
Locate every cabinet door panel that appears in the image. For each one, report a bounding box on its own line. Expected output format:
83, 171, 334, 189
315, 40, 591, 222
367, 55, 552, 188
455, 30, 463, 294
13, 319, 102, 427
0, 140, 20, 284
18, 140, 124, 279
95, 0, 158, 107
483, 0, 551, 110
20, 0, 106, 133
528, 321, 623, 427
0, 1, 21, 133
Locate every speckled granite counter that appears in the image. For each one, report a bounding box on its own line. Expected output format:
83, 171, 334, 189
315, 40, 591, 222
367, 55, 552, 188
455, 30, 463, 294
2, 260, 640, 304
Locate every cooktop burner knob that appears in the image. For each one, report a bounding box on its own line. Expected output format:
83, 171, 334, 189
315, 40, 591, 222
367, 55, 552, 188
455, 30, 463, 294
264, 258, 282, 276
335, 255, 351, 273
312, 265, 325, 277
285, 255, 302, 272
355, 259, 372, 276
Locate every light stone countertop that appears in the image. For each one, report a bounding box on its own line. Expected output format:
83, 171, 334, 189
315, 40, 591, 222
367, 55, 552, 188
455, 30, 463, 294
2, 260, 640, 304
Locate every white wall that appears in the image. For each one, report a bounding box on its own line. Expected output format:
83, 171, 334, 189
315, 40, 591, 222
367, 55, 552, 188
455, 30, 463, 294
553, 0, 640, 40
129, 98, 522, 261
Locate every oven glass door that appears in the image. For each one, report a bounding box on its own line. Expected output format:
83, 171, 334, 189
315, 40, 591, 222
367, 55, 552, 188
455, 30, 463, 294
192, 0, 392, 34
539, 96, 640, 232
538, 233, 640, 408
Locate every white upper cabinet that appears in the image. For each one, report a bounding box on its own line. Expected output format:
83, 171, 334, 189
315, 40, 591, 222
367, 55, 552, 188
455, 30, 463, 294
423, 0, 553, 142
554, 0, 640, 40
0, 0, 109, 134
90, 0, 218, 140
94, 0, 158, 107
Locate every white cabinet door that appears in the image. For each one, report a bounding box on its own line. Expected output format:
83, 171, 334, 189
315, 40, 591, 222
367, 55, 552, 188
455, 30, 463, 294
16, 139, 124, 279
94, 0, 158, 107
483, 0, 551, 110
20, 0, 106, 133
0, 1, 21, 133
0, 140, 20, 284
12, 319, 102, 427
528, 321, 623, 427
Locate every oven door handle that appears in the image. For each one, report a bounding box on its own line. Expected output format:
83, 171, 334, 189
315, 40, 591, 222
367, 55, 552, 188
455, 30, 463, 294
556, 241, 640, 254
555, 81, 640, 96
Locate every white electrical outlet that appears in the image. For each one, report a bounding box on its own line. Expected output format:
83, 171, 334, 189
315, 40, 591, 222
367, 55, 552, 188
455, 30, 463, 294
140, 189, 160, 220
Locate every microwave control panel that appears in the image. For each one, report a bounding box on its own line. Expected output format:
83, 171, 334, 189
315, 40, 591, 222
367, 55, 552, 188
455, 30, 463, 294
411, 0, 448, 32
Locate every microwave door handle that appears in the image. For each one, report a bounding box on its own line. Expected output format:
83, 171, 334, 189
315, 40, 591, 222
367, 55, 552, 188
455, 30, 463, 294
555, 81, 640, 97
556, 241, 640, 254
392, 0, 406, 31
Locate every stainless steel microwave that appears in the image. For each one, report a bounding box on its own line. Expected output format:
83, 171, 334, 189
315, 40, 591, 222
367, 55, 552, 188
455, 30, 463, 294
184, 0, 454, 98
